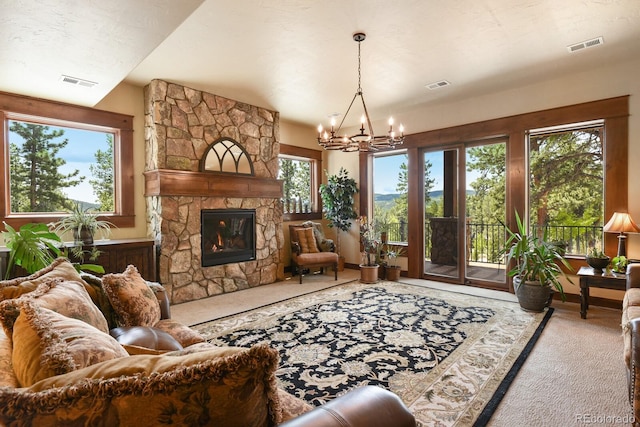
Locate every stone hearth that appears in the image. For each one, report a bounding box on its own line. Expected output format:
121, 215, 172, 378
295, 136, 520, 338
144, 79, 284, 304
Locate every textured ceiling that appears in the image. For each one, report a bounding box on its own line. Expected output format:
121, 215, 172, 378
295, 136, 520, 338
2, 0, 640, 128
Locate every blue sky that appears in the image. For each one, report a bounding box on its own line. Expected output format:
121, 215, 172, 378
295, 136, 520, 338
9, 121, 111, 203
373, 150, 480, 195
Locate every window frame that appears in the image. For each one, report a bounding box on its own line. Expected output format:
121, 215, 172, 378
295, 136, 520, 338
0, 91, 134, 229
359, 96, 629, 278
279, 144, 322, 221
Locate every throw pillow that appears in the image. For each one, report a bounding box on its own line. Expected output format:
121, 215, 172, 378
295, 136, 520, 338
296, 227, 319, 254
0, 258, 89, 301
0, 343, 282, 427
12, 302, 128, 387
153, 318, 206, 347
102, 265, 161, 327
0, 278, 109, 338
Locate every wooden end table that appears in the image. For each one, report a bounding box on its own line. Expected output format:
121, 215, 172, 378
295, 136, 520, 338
577, 266, 626, 319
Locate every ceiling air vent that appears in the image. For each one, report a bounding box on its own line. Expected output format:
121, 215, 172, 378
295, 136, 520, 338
60, 75, 98, 88
426, 80, 451, 90
567, 36, 604, 53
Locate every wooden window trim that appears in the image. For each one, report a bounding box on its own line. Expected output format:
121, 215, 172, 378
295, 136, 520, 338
359, 96, 629, 278
279, 144, 322, 221
0, 91, 135, 229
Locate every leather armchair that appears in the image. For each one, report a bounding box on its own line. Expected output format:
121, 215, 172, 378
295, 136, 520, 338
280, 386, 416, 427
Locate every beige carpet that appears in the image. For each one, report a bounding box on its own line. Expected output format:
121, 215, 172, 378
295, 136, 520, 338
171, 271, 632, 426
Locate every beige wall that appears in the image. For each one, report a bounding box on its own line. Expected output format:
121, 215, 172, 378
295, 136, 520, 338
53, 56, 640, 300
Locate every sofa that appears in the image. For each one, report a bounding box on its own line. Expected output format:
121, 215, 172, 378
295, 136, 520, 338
623, 264, 640, 425
0, 258, 415, 426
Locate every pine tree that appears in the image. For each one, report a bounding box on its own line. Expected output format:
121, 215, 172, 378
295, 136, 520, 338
9, 122, 83, 212
89, 134, 114, 211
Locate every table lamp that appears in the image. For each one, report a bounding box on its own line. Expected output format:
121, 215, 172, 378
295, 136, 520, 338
603, 212, 640, 257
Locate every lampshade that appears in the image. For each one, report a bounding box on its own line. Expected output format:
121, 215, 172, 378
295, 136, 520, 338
603, 212, 640, 234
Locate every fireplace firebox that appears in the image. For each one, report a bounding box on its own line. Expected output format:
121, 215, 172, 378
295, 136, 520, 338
201, 209, 256, 267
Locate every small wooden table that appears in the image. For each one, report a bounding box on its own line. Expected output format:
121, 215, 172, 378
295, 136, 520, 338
577, 266, 626, 319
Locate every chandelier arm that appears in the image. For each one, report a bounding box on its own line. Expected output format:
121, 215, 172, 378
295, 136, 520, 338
335, 91, 361, 134
358, 91, 376, 138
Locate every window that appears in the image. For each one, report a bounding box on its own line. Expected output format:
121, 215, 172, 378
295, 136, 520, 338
527, 120, 604, 255
0, 92, 134, 228
8, 117, 115, 213
372, 151, 408, 243
278, 144, 322, 221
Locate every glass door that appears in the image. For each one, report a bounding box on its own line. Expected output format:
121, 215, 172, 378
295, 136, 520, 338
424, 149, 460, 280
464, 141, 507, 287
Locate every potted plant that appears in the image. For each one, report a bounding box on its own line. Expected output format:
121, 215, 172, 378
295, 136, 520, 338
612, 255, 628, 274
585, 247, 610, 273
53, 203, 114, 246
385, 244, 406, 281
1, 222, 62, 279
319, 168, 358, 270
358, 216, 381, 283
503, 211, 573, 311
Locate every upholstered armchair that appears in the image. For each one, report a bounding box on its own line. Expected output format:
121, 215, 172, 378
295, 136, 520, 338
289, 222, 338, 284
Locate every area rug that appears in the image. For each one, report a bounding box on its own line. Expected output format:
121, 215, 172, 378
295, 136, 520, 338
192, 281, 553, 426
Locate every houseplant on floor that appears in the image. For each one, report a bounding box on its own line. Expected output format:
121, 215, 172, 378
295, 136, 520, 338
1, 222, 62, 279
359, 216, 381, 283
319, 167, 358, 271
503, 211, 573, 311
385, 244, 406, 281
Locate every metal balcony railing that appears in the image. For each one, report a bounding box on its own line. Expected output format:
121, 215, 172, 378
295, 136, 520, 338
374, 218, 603, 265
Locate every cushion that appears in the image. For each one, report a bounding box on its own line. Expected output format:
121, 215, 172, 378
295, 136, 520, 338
102, 265, 161, 327
0, 258, 89, 301
0, 278, 109, 338
12, 302, 128, 387
0, 344, 282, 427
296, 227, 319, 254
0, 328, 17, 388
154, 318, 206, 347
110, 326, 183, 352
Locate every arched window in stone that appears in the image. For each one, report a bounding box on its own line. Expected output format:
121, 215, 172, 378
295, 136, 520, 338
201, 138, 254, 175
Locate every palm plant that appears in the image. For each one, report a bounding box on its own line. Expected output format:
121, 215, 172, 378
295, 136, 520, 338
2, 222, 62, 279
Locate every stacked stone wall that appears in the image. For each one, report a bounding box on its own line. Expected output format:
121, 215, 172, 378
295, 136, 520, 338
144, 79, 284, 304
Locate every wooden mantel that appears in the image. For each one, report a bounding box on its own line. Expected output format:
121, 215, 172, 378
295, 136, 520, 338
144, 169, 283, 198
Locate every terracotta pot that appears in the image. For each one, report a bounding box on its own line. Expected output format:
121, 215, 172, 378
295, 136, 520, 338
337, 256, 345, 272
359, 264, 379, 284
386, 266, 401, 281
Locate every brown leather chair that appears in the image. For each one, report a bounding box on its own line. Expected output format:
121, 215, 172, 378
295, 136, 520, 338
279, 385, 416, 427
290, 223, 338, 284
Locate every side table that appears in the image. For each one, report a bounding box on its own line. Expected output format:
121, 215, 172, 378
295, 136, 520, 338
577, 266, 626, 319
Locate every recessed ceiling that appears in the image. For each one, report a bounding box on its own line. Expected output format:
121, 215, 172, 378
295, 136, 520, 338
2, 0, 640, 129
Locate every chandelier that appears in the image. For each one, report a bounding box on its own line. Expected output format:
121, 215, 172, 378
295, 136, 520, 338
317, 32, 404, 152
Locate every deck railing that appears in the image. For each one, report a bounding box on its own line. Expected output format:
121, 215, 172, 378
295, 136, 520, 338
374, 218, 602, 265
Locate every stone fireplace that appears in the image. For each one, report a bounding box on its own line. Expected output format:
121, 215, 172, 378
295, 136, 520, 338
144, 79, 284, 304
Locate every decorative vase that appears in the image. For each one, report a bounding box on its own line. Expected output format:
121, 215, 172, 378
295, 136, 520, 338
359, 264, 379, 284
385, 266, 401, 281
74, 228, 94, 246
514, 277, 553, 312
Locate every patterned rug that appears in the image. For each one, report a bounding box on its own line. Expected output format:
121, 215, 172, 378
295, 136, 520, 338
192, 281, 553, 426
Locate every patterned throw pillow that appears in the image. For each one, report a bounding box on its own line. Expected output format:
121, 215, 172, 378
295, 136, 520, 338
0, 344, 281, 427
102, 265, 161, 327
0, 278, 109, 338
11, 302, 128, 387
296, 227, 320, 254
0, 258, 89, 301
